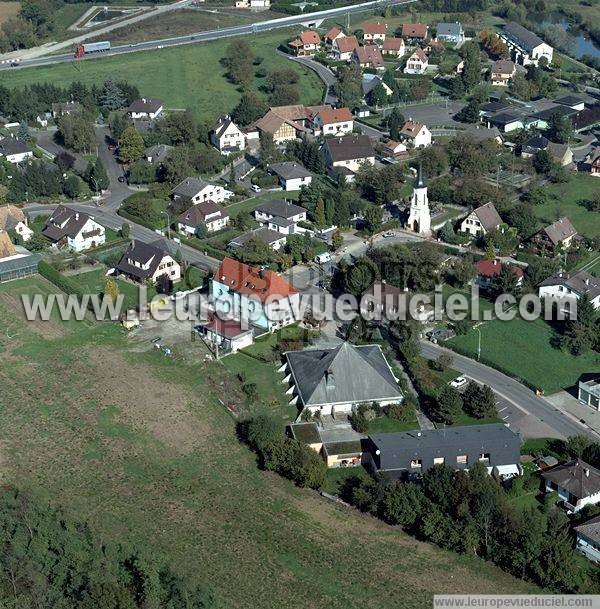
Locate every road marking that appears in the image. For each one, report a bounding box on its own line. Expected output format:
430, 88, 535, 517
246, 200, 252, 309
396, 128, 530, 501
498, 407, 507, 412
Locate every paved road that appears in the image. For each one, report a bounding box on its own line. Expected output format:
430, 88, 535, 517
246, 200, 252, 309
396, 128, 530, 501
287, 54, 338, 104
420, 341, 600, 441
1, 0, 417, 70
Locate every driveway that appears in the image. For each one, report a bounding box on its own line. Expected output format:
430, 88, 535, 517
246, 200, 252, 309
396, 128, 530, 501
284, 53, 338, 105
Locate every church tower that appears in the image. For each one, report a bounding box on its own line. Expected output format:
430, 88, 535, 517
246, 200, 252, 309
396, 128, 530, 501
406, 163, 431, 235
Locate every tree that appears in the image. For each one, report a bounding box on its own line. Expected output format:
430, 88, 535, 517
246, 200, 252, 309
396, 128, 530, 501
231, 92, 267, 126
461, 43, 482, 91
345, 256, 379, 296
450, 76, 465, 100
433, 385, 462, 424
335, 63, 363, 109
62, 174, 81, 199
100, 79, 127, 111
331, 229, 343, 251
162, 147, 194, 184
314, 197, 326, 227
386, 107, 405, 140
17, 120, 31, 141
56, 113, 95, 153
104, 277, 119, 302
420, 146, 448, 177
118, 126, 145, 165
455, 98, 480, 123
547, 111, 573, 144
491, 264, 521, 298
533, 149, 552, 174
368, 83, 388, 108
121, 222, 130, 239
223, 39, 255, 88
463, 383, 497, 419
363, 205, 383, 234
380, 481, 424, 527
163, 109, 198, 145
233, 236, 274, 265
86, 157, 109, 192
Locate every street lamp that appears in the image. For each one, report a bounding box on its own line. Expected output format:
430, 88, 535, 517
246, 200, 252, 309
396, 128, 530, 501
161, 210, 171, 239
475, 325, 482, 361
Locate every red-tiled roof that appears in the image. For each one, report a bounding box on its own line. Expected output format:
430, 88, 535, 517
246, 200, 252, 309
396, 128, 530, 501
316, 107, 353, 124
402, 23, 428, 38
297, 30, 321, 45
216, 257, 298, 301
335, 35, 360, 54
363, 21, 387, 35
324, 26, 343, 41
382, 37, 405, 51
477, 259, 524, 279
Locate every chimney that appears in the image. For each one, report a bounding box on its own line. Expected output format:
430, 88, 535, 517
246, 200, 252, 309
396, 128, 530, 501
584, 468, 590, 477
585, 278, 590, 285
74, 213, 79, 221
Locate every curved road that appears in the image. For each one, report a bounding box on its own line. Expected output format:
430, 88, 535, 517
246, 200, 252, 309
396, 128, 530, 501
1, 0, 417, 71
420, 341, 600, 441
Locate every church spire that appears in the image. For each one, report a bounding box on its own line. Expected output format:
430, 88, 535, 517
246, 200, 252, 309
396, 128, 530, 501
416, 161, 426, 188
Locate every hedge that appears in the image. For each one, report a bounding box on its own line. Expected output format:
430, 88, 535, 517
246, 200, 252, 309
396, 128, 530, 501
38, 260, 93, 311
117, 209, 160, 231
180, 236, 226, 261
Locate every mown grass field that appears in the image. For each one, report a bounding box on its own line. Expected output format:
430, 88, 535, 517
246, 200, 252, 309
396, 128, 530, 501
536, 173, 600, 237
448, 317, 600, 394
1, 30, 323, 122
0, 275, 538, 607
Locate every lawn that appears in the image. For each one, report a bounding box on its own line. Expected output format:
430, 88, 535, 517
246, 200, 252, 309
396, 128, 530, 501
448, 316, 600, 394
535, 174, 600, 237
1, 30, 323, 123
0, 275, 539, 607
68, 267, 156, 309
368, 414, 419, 433
225, 189, 300, 217
321, 465, 371, 495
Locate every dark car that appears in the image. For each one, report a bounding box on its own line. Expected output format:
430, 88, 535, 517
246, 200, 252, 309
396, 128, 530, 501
118, 176, 126, 183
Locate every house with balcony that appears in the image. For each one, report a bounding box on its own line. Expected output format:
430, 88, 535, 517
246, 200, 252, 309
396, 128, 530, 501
115, 239, 181, 285
42, 205, 105, 252
399, 120, 431, 148
210, 114, 246, 154
401, 23, 429, 41
364, 424, 522, 480
575, 515, 600, 562
323, 134, 375, 181
268, 162, 312, 191
288, 30, 321, 56
538, 270, 600, 311
403, 48, 429, 74
126, 97, 164, 120
332, 35, 360, 60
491, 59, 516, 86
280, 341, 403, 416
542, 460, 600, 513
382, 37, 405, 57
254, 199, 307, 234
171, 177, 231, 204
497, 22, 553, 66
363, 21, 387, 44
211, 257, 299, 332
177, 201, 229, 235
529, 216, 578, 256
436, 22, 464, 43
310, 106, 354, 136
460, 201, 502, 237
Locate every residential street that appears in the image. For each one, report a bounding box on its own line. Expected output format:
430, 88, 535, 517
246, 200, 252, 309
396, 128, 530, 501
420, 341, 600, 441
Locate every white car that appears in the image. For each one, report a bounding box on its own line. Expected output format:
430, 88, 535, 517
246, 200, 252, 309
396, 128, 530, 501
250, 184, 261, 193
449, 376, 468, 389
383, 231, 395, 238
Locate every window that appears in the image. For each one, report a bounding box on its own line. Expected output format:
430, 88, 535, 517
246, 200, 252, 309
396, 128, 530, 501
410, 459, 422, 469
479, 453, 490, 463
456, 455, 468, 466
433, 457, 445, 465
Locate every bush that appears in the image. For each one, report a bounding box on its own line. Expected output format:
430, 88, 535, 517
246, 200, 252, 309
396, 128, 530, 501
387, 402, 414, 422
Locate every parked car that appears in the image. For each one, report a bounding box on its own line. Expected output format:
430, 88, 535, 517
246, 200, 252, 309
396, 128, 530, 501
426, 328, 455, 343
118, 176, 126, 183
449, 376, 468, 389
250, 184, 261, 193
383, 231, 396, 238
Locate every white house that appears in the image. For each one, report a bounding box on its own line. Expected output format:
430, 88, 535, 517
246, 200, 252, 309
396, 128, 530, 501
575, 515, 600, 563
268, 162, 312, 191
126, 97, 164, 120
281, 341, 403, 416
235, 0, 270, 7
403, 48, 429, 74
542, 460, 600, 513
199, 317, 254, 354
538, 270, 600, 311
254, 199, 307, 234
42, 205, 105, 252
116, 239, 181, 285
323, 134, 375, 179
381, 37, 406, 57
324, 25, 345, 46
177, 201, 229, 235
491, 60, 517, 86
332, 35, 360, 60
289, 30, 321, 56
310, 106, 353, 136
0, 137, 33, 164
0, 205, 33, 242
399, 120, 432, 148
212, 257, 300, 332
363, 21, 387, 44
436, 22, 464, 43
460, 202, 503, 237
229, 227, 288, 250
497, 22, 553, 66
579, 377, 600, 411
171, 177, 231, 204
210, 114, 246, 154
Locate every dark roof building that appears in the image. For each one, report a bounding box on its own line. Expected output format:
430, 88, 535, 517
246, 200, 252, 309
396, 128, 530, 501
365, 424, 521, 479
126, 97, 163, 117
42, 205, 101, 244
574, 515, 600, 562
255, 199, 306, 220
538, 270, 600, 306
115, 239, 174, 282
268, 162, 312, 181
501, 22, 545, 53
171, 177, 211, 199
324, 134, 374, 164
542, 459, 600, 511
0, 137, 32, 158
283, 341, 403, 414
228, 227, 287, 250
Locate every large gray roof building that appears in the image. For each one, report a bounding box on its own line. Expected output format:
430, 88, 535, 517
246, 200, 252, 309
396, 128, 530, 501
365, 424, 521, 479
283, 342, 403, 415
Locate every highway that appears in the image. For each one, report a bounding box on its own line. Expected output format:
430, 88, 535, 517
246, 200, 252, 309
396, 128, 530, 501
1, 0, 417, 71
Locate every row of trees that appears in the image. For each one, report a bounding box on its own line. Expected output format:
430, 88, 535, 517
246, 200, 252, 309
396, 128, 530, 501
0, 486, 214, 607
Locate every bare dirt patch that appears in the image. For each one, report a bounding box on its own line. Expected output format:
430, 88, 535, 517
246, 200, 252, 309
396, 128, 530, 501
88, 348, 214, 454
0, 292, 63, 340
